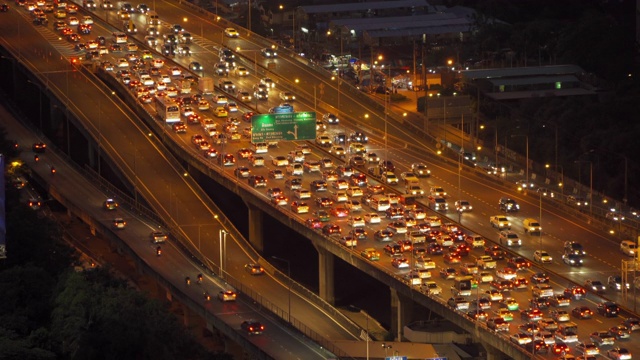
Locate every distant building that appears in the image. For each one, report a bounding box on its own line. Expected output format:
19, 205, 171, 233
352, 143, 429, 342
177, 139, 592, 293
460, 65, 599, 101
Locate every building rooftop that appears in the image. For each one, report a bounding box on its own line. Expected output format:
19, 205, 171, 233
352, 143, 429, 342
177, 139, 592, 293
300, 0, 429, 14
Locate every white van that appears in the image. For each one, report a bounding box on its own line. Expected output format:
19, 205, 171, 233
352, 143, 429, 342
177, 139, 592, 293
146, 10, 159, 25
112, 31, 127, 43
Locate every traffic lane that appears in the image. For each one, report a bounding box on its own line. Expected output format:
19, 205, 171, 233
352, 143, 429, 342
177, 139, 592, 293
377, 141, 630, 297
8, 11, 356, 352
80, 0, 640, 332
95, 42, 362, 343
70, 0, 640, 352
2, 108, 329, 360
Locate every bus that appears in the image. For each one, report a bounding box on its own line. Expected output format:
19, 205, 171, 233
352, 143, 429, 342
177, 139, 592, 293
155, 96, 180, 123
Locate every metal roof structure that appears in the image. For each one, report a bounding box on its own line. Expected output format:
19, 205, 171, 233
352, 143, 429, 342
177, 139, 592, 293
300, 0, 429, 14
461, 65, 585, 81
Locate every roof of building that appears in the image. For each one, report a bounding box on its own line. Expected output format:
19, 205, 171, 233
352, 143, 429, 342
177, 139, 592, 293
461, 65, 585, 81
300, 0, 429, 14
487, 88, 596, 100
488, 75, 579, 87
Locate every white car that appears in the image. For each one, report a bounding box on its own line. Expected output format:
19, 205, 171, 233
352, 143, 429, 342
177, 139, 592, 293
348, 216, 365, 228
224, 27, 239, 37
364, 213, 381, 224
533, 250, 553, 263
347, 186, 363, 197
496, 267, 517, 280
82, 15, 93, 24
67, 16, 79, 25
345, 200, 362, 212
294, 189, 311, 199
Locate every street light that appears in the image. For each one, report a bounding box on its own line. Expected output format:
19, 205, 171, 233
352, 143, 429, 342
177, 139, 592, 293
271, 256, 292, 322
511, 134, 529, 187
219, 229, 227, 279
382, 343, 392, 357
575, 159, 593, 216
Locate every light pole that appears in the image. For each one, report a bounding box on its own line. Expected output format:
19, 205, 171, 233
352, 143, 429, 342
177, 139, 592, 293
382, 343, 392, 357
511, 134, 529, 186
575, 160, 593, 216
272, 256, 292, 322
219, 229, 227, 279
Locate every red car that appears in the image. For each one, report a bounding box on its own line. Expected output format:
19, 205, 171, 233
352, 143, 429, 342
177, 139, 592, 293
305, 218, 323, 229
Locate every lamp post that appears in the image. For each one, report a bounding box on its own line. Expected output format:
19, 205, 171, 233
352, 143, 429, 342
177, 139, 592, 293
272, 256, 292, 322
219, 229, 227, 279
382, 343, 392, 357
590, 149, 629, 206
511, 134, 529, 186
575, 160, 593, 216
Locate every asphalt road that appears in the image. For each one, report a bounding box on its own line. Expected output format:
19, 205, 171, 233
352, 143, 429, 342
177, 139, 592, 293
0, 7, 357, 359
8, 1, 640, 358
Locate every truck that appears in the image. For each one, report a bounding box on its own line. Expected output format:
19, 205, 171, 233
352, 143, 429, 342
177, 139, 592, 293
476, 255, 497, 270
198, 77, 214, 95
451, 276, 472, 297
175, 79, 192, 94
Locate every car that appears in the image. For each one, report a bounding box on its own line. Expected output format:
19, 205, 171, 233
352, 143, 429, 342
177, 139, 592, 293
588, 330, 615, 348
624, 318, 640, 331
530, 272, 550, 284
597, 301, 620, 317
496, 268, 517, 280
279, 91, 295, 101
348, 216, 365, 228
510, 333, 532, 345
290, 201, 309, 214
507, 256, 530, 270
217, 290, 237, 302
361, 248, 380, 261
549, 295, 571, 307
113, 218, 126, 229
607, 347, 633, 360
562, 253, 583, 266
189, 62, 203, 71
150, 231, 167, 243
499, 231, 521, 246
609, 324, 631, 339
620, 240, 637, 256
564, 241, 586, 256
261, 47, 277, 58
521, 308, 544, 322
240, 320, 264, 335
323, 113, 339, 124
572, 306, 594, 319
447, 297, 470, 311
439, 268, 457, 280
245, 263, 264, 275
564, 286, 586, 300
363, 212, 381, 224
484, 245, 506, 260
322, 224, 341, 236
550, 309, 571, 322
533, 250, 553, 263
235, 66, 249, 76
576, 342, 600, 356
495, 308, 514, 322
499, 197, 520, 212
314, 208, 330, 221
373, 229, 394, 242
489, 215, 511, 229
32, 142, 47, 153
538, 318, 558, 332
584, 279, 606, 293
224, 27, 239, 37
104, 198, 118, 210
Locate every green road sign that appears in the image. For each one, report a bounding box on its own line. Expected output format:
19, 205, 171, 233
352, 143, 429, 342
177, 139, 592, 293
251, 112, 317, 143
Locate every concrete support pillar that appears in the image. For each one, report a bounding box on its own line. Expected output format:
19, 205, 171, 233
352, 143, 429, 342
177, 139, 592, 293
481, 341, 503, 360
390, 288, 414, 341
317, 247, 335, 305
88, 141, 96, 168
247, 203, 264, 252
182, 303, 191, 327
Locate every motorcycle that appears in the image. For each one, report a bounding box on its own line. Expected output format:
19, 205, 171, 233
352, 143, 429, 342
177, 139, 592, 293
50, 166, 56, 174
197, 273, 203, 284
185, 277, 191, 285
156, 246, 162, 256
34, 155, 39, 162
